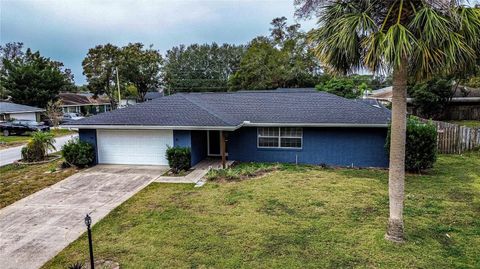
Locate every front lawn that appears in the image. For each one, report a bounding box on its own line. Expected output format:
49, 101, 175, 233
447, 120, 480, 129
44, 153, 480, 268
0, 129, 76, 149
0, 158, 79, 209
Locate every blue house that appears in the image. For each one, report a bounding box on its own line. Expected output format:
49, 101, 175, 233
64, 89, 391, 168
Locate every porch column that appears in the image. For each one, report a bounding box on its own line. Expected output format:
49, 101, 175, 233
220, 130, 226, 169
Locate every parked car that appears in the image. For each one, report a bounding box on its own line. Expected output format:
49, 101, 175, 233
0, 120, 50, 136
62, 113, 84, 122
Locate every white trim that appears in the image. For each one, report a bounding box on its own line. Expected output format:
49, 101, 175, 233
257, 127, 303, 149
61, 125, 239, 131
62, 122, 388, 130
60, 104, 110, 107
3, 110, 44, 114
244, 122, 388, 128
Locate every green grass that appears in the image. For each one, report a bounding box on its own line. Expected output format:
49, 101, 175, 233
0, 159, 79, 209
44, 153, 480, 268
447, 120, 480, 129
0, 129, 76, 148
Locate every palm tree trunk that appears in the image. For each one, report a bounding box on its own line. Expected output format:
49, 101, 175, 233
385, 57, 408, 243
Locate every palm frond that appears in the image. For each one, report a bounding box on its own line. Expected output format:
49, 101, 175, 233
310, 1, 377, 74
381, 24, 416, 68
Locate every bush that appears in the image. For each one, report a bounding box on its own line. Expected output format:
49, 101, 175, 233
386, 116, 438, 172
62, 139, 95, 167
21, 131, 56, 162
165, 146, 191, 173
21, 141, 46, 162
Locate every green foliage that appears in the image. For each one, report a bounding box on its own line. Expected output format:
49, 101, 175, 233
315, 77, 358, 98
21, 131, 56, 162
61, 139, 94, 167
0, 43, 74, 108
165, 146, 191, 173
206, 162, 279, 181
386, 117, 438, 172
229, 17, 322, 91
162, 43, 245, 93
315, 74, 387, 98
229, 37, 285, 90
119, 43, 163, 100
409, 78, 454, 119
306, 1, 480, 79
82, 43, 121, 108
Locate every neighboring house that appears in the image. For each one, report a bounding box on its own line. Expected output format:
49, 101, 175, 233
118, 97, 137, 108
64, 88, 391, 168
144, 90, 163, 101
59, 93, 111, 115
0, 102, 45, 121
118, 91, 164, 108
369, 85, 480, 120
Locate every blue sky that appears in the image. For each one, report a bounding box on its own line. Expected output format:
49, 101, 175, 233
1, 0, 316, 85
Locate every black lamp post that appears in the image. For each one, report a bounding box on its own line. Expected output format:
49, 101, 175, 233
84, 214, 94, 269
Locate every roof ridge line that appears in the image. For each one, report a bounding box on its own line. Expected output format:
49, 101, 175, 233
178, 94, 233, 126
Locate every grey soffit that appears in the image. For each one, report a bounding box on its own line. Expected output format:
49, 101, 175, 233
64, 88, 391, 128
0, 102, 45, 114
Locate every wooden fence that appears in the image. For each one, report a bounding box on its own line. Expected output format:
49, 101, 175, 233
420, 119, 480, 154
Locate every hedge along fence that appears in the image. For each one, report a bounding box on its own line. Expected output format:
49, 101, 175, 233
420, 119, 480, 154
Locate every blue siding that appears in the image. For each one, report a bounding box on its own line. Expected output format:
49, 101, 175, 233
190, 130, 207, 166
173, 130, 191, 147
173, 130, 207, 166
78, 129, 98, 164
228, 127, 389, 168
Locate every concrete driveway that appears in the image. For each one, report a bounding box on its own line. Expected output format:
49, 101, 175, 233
0, 165, 168, 269
0, 134, 78, 166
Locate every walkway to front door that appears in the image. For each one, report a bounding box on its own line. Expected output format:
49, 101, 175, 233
0, 165, 168, 269
155, 158, 235, 184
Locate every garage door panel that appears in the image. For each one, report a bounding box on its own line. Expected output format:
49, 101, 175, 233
97, 130, 173, 165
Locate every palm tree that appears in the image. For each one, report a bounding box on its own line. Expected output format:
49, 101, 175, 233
300, 0, 480, 242
31, 131, 56, 159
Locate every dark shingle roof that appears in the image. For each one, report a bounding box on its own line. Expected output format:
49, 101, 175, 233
59, 93, 110, 105
0, 102, 45, 114
65, 89, 391, 128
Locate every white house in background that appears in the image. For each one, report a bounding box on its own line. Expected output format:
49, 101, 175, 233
118, 97, 137, 108
0, 102, 45, 121
59, 92, 111, 115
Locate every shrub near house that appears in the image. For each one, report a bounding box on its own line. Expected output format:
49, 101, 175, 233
165, 146, 191, 173
386, 117, 437, 172
62, 139, 95, 167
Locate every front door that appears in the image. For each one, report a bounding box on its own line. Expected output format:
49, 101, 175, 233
207, 131, 228, 156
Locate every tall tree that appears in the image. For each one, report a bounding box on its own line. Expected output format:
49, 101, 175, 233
297, 0, 480, 242
1, 45, 74, 107
120, 43, 163, 101
229, 37, 286, 90
163, 43, 245, 93
82, 44, 121, 108
230, 17, 322, 90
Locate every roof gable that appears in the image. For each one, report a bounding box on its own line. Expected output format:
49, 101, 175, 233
0, 102, 45, 114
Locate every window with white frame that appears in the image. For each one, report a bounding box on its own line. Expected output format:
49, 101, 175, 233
257, 127, 302, 148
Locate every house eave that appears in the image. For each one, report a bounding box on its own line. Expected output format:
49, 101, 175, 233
60, 124, 239, 131
1, 110, 45, 114
62, 122, 389, 130
241, 122, 389, 128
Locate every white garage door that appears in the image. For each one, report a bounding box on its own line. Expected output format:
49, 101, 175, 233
10, 112, 37, 121
97, 129, 173, 165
